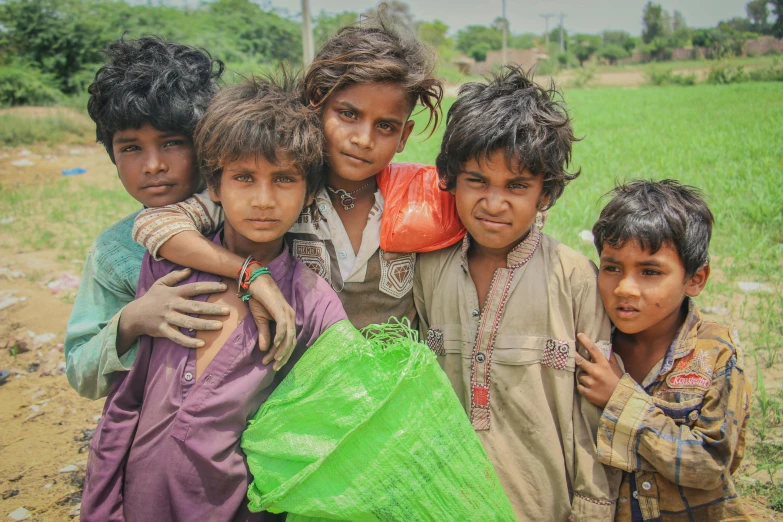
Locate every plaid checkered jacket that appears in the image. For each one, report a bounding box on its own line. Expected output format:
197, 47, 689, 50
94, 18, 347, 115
598, 301, 751, 521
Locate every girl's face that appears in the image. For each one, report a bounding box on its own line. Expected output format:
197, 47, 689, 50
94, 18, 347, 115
321, 82, 415, 186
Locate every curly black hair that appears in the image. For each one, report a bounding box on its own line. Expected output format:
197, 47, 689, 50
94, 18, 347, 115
87, 36, 224, 161
195, 70, 324, 196
436, 66, 579, 210
304, 15, 443, 135
592, 179, 714, 277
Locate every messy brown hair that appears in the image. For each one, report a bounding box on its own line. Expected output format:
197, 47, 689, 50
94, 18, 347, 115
437, 66, 579, 210
304, 16, 443, 135
194, 71, 323, 193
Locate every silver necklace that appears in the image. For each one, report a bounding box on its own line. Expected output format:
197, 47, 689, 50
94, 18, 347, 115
326, 180, 375, 210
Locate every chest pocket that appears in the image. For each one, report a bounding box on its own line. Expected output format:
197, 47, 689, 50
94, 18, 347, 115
378, 251, 415, 299
652, 391, 706, 426
426, 324, 461, 356
485, 333, 577, 372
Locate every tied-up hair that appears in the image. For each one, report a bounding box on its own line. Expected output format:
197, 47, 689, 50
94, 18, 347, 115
194, 70, 324, 195
303, 16, 443, 136
592, 179, 714, 277
88, 36, 224, 161
436, 66, 579, 210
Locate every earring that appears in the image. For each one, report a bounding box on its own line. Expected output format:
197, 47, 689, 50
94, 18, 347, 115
535, 209, 549, 230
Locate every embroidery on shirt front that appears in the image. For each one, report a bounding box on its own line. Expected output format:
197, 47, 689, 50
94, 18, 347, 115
666, 350, 712, 390
542, 339, 570, 370
468, 227, 542, 432
378, 250, 415, 298
426, 328, 445, 356
292, 239, 331, 285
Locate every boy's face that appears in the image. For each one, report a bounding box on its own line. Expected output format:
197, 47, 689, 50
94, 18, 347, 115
452, 149, 546, 257
321, 82, 415, 183
598, 241, 709, 336
208, 154, 308, 245
112, 123, 201, 207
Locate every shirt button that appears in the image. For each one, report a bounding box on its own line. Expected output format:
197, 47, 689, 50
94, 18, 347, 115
318, 203, 327, 213
338, 250, 347, 259
689, 410, 699, 421
188, 328, 194, 333
619, 497, 627, 503
475, 353, 486, 363
632, 490, 639, 499
471, 308, 480, 317
641, 481, 652, 491
184, 372, 193, 382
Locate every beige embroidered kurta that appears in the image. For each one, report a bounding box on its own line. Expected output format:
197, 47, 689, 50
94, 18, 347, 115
413, 228, 622, 521
132, 188, 416, 330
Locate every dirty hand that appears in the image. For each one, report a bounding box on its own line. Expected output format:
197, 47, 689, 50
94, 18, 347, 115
121, 268, 228, 349
574, 333, 624, 408
247, 273, 296, 371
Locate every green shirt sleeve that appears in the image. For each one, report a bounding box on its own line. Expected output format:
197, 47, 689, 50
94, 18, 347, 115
64, 212, 145, 400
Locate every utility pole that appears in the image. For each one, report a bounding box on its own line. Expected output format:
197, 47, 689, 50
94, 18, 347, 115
302, 0, 315, 66
502, 0, 508, 65
540, 13, 556, 49
559, 13, 566, 52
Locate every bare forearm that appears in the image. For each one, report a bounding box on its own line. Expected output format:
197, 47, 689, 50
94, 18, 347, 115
158, 231, 245, 279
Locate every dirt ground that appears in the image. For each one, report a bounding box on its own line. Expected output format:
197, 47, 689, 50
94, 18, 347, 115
0, 142, 118, 521
0, 131, 780, 520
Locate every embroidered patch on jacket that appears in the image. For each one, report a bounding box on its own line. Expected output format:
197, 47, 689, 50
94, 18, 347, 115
378, 250, 415, 299
292, 239, 331, 285
542, 339, 570, 370
666, 372, 711, 390
426, 328, 445, 356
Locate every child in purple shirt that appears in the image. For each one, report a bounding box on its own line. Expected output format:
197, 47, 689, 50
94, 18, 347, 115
81, 73, 347, 521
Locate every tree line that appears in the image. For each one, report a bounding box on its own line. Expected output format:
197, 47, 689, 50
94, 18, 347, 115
0, 0, 782, 106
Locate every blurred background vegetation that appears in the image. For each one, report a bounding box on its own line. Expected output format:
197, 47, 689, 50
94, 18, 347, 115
1, 0, 782, 109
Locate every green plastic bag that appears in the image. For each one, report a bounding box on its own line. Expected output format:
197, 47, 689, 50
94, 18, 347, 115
241, 320, 515, 522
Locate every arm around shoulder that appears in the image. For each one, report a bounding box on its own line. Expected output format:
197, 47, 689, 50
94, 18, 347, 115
132, 189, 222, 260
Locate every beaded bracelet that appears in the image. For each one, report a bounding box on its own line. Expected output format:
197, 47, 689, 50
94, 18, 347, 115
240, 267, 272, 302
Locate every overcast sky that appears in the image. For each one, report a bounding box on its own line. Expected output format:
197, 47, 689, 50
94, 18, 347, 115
269, 0, 749, 36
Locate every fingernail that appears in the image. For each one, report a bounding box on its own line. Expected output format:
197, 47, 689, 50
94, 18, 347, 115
221, 308, 229, 314
213, 322, 222, 328
197, 341, 205, 347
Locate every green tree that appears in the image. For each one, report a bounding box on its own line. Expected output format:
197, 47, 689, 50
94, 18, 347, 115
0, 0, 127, 93
642, 2, 665, 44
570, 34, 600, 66
455, 25, 502, 54
773, 0, 783, 38
598, 44, 630, 65
672, 10, 687, 31
417, 20, 449, 49
746, 0, 770, 26
469, 43, 491, 62
511, 33, 537, 49
602, 30, 635, 52
314, 11, 359, 49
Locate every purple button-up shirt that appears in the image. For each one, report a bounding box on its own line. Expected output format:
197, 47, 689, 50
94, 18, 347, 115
81, 233, 347, 522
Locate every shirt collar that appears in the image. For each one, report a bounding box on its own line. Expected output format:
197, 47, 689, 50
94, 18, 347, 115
658, 297, 702, 376
459, 225, 542, 272
213, 228, 293, 283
